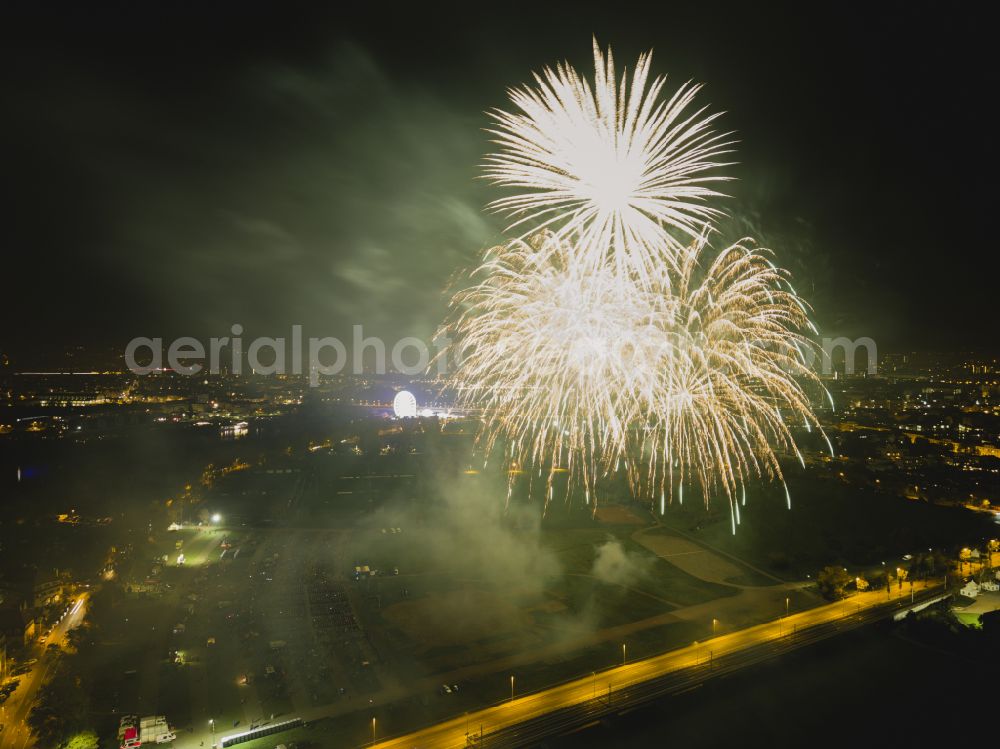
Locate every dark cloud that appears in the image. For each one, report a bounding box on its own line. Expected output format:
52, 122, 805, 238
2, 3, 997, 356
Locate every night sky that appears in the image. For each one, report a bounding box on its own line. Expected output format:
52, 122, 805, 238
4, 2, 997, 360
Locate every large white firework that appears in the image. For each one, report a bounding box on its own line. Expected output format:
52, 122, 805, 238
442, 231, 830, 524
441, 42, 827, 525
484, 40, 734, 282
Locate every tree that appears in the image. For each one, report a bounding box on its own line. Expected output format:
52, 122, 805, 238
63, 731, 100, 749
27, 662, 91, 748
980, 609, 1000, 642
913, 550, 950, 578
869, 569, 888, 590
65, 622, 94, 651
816, 565, 851, 600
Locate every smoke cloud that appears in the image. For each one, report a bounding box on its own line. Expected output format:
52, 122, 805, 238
590, 537, 651, 587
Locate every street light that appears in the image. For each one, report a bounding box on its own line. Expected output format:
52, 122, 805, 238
510, 675, 515, 702
712, 618, 718, 636
622, 643, 627, 665
371, 717, 376, 745
211, 513, 222, 524
209, 718, 215, 749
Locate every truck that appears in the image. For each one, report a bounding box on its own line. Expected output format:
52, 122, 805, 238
118, 714, 177, 747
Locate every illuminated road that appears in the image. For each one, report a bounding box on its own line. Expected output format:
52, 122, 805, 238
372, 583, 941, 749
0, 593, 90, 749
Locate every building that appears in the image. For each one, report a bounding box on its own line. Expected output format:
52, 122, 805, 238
31, 569, 66, 609
960, 580, 980, 598
0, 606, 36, 651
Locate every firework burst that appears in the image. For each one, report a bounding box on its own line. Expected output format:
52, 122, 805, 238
484, 39, 734, 282
443, 231, 663, 499
635, 237, 831, 529
440, 42, 827, 526
443, 231, 828, 522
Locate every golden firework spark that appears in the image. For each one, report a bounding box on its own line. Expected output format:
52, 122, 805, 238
636, 237, 831, 530
440, 42, 828, 528
443, 231, 660, 499
442, 232, 829, 526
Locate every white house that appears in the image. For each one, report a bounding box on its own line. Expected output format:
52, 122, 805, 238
960, 580, 980, 598
981, 580, 1000, 593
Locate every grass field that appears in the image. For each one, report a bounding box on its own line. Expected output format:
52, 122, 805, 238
954, 611, 982, 627
658, 474, 995, 578
349, 521, 738, 681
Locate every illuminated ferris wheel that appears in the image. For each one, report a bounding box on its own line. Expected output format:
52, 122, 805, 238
392, 390, 417, 418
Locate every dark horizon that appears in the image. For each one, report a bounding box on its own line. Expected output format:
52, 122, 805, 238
3, 2, 997, 357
